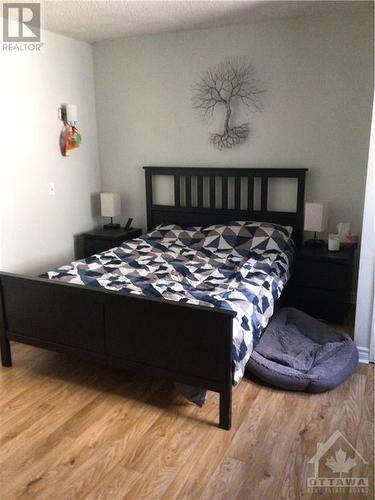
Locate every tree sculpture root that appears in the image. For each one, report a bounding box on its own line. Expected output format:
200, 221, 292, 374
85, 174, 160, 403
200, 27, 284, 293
210, 123, 249, 150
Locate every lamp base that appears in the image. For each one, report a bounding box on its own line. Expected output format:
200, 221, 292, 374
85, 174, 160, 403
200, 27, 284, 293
103, 223, 120, 230
305, 238, 325, 248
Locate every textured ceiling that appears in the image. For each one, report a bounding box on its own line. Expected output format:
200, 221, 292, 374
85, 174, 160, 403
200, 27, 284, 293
39, 0, 372, 44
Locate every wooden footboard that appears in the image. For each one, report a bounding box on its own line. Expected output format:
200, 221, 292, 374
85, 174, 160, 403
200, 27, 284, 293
0, 272, 235, 429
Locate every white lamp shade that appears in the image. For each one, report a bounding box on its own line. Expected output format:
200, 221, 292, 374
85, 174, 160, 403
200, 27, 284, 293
100, 192, 121, 218
304, 202, 327, 232
66, 104, 77, 123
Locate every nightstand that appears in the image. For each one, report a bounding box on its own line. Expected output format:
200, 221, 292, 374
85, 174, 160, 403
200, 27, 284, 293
287, 246, 355, 323
83, 227, 142, 258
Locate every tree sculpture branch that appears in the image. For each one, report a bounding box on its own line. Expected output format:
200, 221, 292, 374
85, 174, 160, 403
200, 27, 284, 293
192, 58, 265, 149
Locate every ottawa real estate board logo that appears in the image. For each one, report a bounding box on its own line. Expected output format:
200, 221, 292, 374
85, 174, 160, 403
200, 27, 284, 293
307, 430, 369, 495
2, 2, 43, 51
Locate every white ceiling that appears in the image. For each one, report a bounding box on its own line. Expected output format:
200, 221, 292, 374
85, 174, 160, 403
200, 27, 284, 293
40, 0, 372, 44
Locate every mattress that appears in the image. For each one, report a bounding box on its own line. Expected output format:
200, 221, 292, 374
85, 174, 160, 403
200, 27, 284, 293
44, 221, 294, 386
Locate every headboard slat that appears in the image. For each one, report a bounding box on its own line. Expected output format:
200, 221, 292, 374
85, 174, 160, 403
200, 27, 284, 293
247, 176, 254, 211
186, 175, 192, 208
144, 167, 308, 246
197, 176, 204, 208
234, 177, 241, 210
174, 175, 180, 207
261, 176, 268, 211
222, 176, 228, 209
209, 176, 216, 208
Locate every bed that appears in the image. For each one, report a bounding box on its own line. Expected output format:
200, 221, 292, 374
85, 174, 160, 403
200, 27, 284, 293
0, 166, 307, 429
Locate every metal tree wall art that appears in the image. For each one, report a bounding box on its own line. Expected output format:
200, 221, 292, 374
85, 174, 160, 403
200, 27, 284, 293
192, 58, 265, 150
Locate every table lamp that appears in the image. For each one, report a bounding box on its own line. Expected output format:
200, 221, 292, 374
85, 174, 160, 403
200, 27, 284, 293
304, 202, 327, 247
100, 192, 121, 230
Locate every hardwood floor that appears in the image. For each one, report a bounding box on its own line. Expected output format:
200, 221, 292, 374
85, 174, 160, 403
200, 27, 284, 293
0, 342, 373, 500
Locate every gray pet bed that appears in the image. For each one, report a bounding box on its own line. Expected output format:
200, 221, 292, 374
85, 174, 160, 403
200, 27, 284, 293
246, 308, 358, 392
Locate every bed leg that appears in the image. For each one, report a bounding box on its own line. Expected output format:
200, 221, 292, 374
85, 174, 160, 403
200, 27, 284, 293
0, 335, 12, 367
0, 284, 12, 367
219, 386, 232, 430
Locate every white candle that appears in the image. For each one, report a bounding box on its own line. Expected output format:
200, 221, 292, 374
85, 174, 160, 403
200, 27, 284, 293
328, 234, 340, 251
66, 104, 77, 123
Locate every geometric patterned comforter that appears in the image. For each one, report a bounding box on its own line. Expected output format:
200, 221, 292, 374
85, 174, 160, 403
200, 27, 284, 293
44, 221, 294, 386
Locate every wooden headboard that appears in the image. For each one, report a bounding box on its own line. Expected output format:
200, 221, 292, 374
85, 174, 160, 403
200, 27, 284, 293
144, 167, 308, 246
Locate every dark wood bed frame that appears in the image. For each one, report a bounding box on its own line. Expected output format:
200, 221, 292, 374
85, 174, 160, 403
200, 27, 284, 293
0, 167, 307, 430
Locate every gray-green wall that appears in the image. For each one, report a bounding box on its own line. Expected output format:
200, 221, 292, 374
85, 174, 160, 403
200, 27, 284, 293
1, 29, 101, 274
94, 11, 373, 243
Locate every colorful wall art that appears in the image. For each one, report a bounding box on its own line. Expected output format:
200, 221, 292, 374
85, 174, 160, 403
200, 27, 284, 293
60, 125, 82, 156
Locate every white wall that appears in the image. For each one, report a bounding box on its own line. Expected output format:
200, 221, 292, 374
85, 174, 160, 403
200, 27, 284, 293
94, 11, 373, 243
355, 90, 375, 361
0, 27, 101, 274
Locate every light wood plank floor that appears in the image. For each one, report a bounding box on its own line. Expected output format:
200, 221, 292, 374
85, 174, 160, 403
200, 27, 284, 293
0, 342, 373, 500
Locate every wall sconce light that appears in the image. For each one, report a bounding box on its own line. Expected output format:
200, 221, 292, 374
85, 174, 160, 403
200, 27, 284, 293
58, 104, 82, 156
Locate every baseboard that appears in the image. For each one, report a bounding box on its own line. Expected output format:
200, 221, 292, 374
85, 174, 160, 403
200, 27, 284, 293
356, 346, 370, 364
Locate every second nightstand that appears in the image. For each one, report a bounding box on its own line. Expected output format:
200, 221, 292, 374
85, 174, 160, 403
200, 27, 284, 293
83, 227, 142, 258
287, 246, 355, 323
